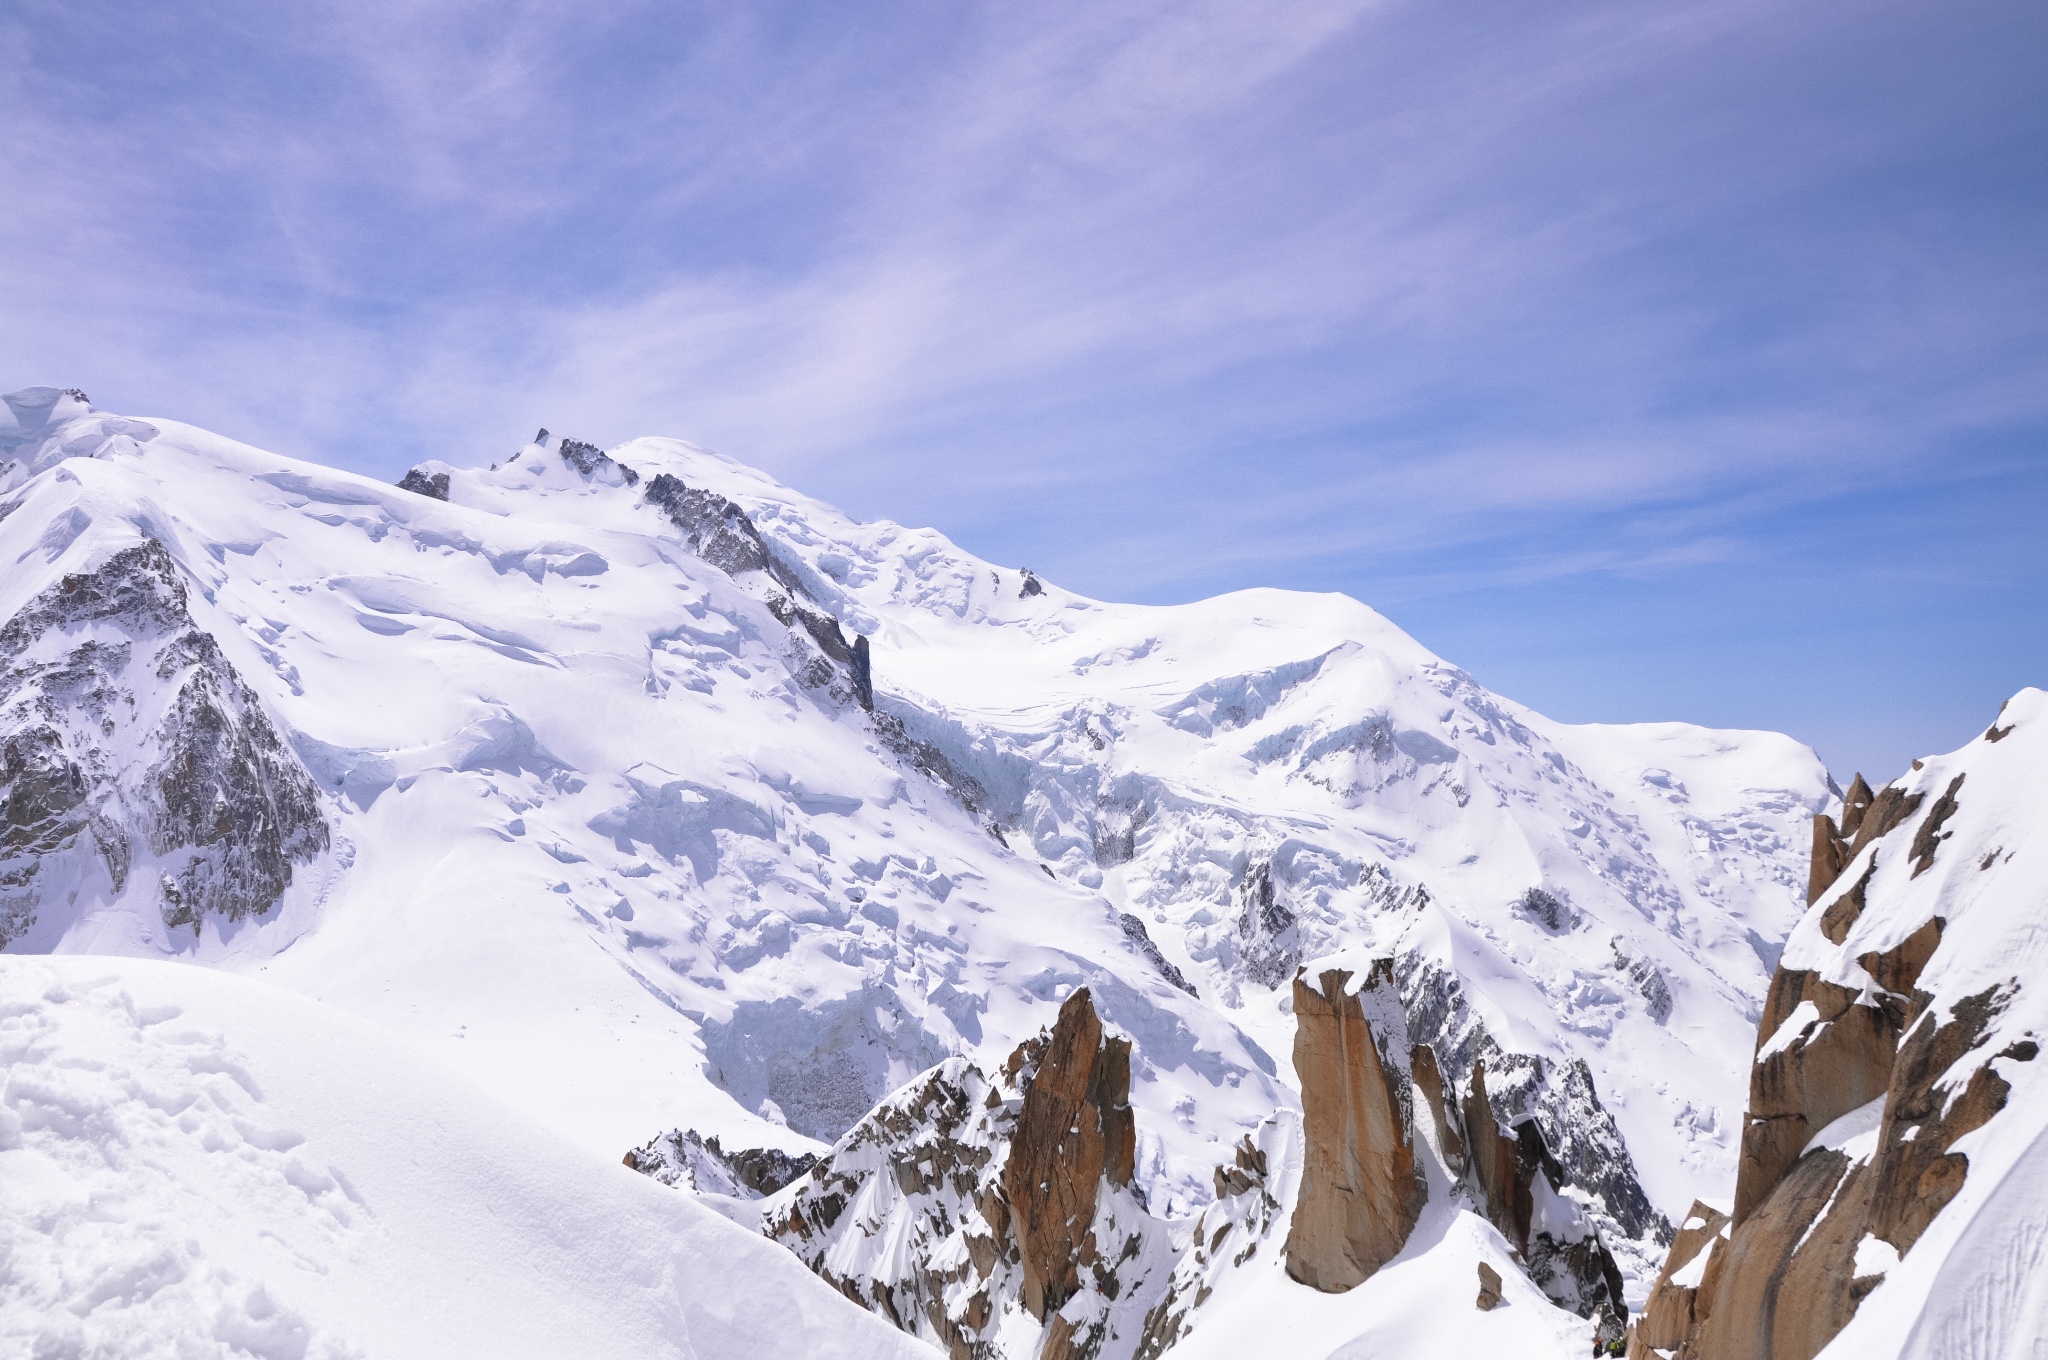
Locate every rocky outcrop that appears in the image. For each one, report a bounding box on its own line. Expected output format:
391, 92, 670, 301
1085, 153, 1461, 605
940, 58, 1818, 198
624, 1128, 817, 1198
766, 988, 1168, 1360
1460, 1058, 1630, 1319
0, 540, 327, 944
851, 632, 874, 711
1667, 1040, 2016, 1360
1283, 963, 1427, 1291
645, 470, 875, 709
396, 465, 451, 500
1476, 1261, 1503, 1310
1119, 912, 1197, 996
691, 957, 1638, 1359
1906, 774, 1963, 877
645, 473, 794, 587
1630, 1201, 1729, 1352
1005, 989, 1137, 1320
1517, 886, 1578, 933
1461, 1059, 1532, 1254
1631, 703, 2041, 1360
1233, 861, 1299, 988
1732, 966, 1902, 1224
1805, 773, 1919, 906
1727, 770, 1972, 1230
870, 706, 992, 817
558, 436, 640, 487
1613, 941, 1675, 1024
1277, 959, 1626, 1312
1398, 949, 1664, 1256
1410, 1042, 1465, 1176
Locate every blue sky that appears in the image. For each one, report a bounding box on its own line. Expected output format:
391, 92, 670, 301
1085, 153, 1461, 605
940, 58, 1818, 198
3, 0, 2042, 782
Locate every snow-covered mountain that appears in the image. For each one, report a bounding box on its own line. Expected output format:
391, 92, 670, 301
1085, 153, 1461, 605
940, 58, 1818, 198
1, 385, 1844, 1355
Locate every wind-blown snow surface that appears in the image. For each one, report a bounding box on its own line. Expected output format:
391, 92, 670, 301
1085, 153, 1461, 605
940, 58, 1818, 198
0, 953, 937, 1359
0, 391, 1830, 1300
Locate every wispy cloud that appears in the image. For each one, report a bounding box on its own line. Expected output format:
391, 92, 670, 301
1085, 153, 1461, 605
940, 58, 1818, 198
2, 0, 2042, 777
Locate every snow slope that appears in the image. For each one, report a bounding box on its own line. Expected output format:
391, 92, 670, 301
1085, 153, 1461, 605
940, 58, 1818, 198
0, 388, 1831, 1297
1159, 1137, 1594, 1360
0, 952, 937, 1360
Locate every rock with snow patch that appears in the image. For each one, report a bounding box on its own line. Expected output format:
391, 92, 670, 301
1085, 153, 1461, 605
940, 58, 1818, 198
1636, 692, 2048, 1360
0, 540, 327, 945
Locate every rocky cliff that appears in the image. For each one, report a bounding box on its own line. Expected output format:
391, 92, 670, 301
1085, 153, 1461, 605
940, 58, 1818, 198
1630, 691, 2048, 1360
1281, 963, 1427, 1291
1271, 959, 1624, 1318
723, 957, 1631, 1359
760, 988, 1173, 1360
0, 538, 327, 946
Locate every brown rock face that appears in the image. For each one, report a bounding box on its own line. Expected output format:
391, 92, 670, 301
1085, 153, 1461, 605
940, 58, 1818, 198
1411, 1043, 1466, 1177
1847, 784, 1922, 862
1864, 986, 2014, 1254
1003, 987, 1136, 1321
1907, 774, 1964, 877
1455, 1056, 1628, 1324
1282, 963, 1427, 1292
1806, 774, 1881, 905
1632, 1201, 1730, 1351
1837, 774, 1874, 839
1806, 813, 1847, 906
1461, 1060, 1533, 1252
1816, 862, 1874, 944
1686, 1148, 1857, 1360
770, 989, 1153, 1360
1856, 916, 1942, 997
1633, 735, 2031, 1360
1735, 973, 1901, 1225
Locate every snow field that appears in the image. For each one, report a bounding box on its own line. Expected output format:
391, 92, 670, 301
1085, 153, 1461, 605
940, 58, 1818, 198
0, 954, 937, 1360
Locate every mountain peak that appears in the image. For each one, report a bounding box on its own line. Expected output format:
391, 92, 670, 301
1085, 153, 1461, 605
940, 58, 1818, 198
0, 398, 1859, 1356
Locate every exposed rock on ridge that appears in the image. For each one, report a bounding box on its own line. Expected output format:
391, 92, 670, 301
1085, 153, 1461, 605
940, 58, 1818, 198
1451, 1053, 1628, 1319
749, 966, 1631, 1359
1005, 989, 1138, 1321
762, 988, 1170, 1360
1398, 947, 1665, 1257
1631, 695, 2047, 1360
643, 468, 875, 710
1, 540, 328, 945
623, 1128, 818, 1199
396, 464, 451, 501
558, 436, 640, 487
1279, 958, 1626, 1316
641, 943, 1646, 1358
